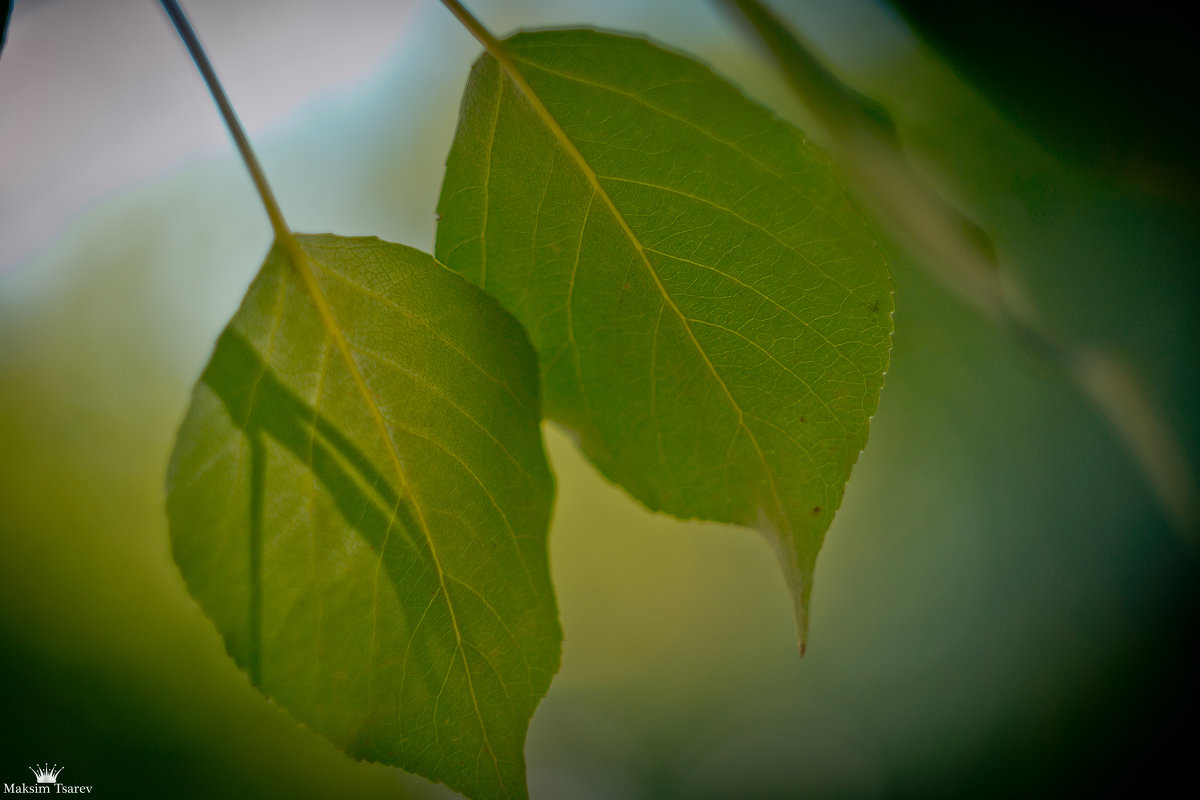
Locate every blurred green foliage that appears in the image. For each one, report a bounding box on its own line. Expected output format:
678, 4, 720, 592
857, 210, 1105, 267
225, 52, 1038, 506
890, 0, 1200, 205
1, 1, 1197, 797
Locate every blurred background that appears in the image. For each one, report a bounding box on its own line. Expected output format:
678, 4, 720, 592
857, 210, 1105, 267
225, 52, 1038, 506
1, 0, 1197, 797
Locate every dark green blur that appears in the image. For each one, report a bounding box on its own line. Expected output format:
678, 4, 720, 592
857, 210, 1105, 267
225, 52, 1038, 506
2, 0, 1197, 796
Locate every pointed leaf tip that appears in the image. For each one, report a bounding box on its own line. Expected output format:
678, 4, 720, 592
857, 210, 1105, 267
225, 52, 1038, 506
435, 28, 891, 650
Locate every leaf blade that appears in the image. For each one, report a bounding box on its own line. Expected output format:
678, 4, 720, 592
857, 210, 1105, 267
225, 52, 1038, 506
167, 234, 559, 800
436, 29, 893, 647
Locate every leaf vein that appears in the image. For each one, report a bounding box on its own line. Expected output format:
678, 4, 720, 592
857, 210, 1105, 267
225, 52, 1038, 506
599, 174, 868, 303
496, 50, 795, 537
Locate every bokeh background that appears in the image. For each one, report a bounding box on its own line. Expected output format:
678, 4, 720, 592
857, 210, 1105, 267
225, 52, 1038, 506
2, 0, 1197, 797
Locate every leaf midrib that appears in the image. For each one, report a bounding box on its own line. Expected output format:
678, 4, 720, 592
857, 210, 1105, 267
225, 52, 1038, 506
484, 42, 791, 536
509, 51, 870, 305
277, 238, 507, 790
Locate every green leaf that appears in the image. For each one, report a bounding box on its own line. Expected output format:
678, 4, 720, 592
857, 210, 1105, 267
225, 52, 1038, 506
435, 29, 893, 649
167, 234, 559, 800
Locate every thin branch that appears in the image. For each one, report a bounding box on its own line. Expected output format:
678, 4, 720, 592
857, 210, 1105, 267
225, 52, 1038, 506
157, 0, 291, 242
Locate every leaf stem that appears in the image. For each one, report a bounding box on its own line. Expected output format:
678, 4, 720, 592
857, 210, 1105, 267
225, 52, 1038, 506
158, 0, 292, 242
438, 0, 540, 105
438, 0, 502, 54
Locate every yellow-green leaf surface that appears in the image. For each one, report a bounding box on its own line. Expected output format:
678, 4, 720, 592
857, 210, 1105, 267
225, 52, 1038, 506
436, 30, 893, 648
167, 235, 559, 800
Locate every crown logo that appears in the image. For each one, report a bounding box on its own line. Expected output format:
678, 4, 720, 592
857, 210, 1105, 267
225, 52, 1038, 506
29, 763, 63, 784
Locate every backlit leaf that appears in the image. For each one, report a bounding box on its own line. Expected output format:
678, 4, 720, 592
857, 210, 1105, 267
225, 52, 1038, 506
167, 234, 558, 800
436, 30, 893, 648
